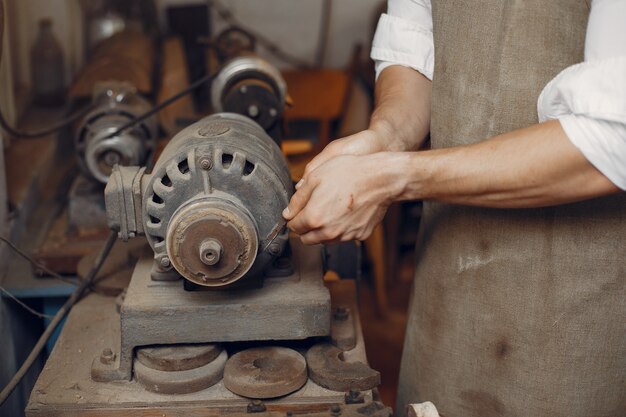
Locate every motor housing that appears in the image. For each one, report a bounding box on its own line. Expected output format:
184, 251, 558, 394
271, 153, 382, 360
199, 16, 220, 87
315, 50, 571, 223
105, 113, 292, 288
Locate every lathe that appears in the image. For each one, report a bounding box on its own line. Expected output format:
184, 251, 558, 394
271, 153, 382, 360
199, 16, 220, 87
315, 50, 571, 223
25, 114, 390, 417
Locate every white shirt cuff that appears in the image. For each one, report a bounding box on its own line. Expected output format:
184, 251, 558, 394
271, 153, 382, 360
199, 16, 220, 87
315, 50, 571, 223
370, 13, 434, 81
559, 114, 626, 191
538, 56, 626, 190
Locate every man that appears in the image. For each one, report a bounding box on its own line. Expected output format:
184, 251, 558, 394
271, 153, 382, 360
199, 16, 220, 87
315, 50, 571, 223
284, 0, 626, 416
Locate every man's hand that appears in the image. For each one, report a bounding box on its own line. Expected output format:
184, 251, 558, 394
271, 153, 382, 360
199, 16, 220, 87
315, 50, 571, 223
283, 153, 406, 245
301, 129, 386, 179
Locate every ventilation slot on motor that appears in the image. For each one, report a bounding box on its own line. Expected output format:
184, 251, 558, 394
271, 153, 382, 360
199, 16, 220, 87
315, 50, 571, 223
222, 153, 233, 169
152, 193, 164, 204
149, 215, 161, 224
161, 174, 172, 187
243, 160, 255, 176
178, 158, 190, 174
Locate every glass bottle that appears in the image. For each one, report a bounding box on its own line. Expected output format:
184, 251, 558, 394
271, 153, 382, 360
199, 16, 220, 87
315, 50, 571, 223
31, 18, 66, 106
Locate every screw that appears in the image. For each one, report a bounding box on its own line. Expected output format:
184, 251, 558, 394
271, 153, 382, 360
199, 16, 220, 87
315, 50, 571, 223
247, 400, 266, 413
239, 85, 248, 94
248, 105, 259, 118
334, 306, 349, 321
268, 243, 281, 256
345, 389, 364, 404
330, 404, 341, 417
269, 108, 278, 117
100, 348, 115, 365
199, 158, 212, 170
159, 256, 171, 268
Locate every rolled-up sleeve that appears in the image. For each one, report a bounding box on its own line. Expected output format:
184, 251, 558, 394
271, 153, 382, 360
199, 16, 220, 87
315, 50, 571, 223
370, 0, 434, 80
537, 0, 626, 190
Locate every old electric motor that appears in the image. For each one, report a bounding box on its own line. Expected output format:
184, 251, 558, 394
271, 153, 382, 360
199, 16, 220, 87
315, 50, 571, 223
75, 83, 158, 183
211, 56, 287, 143
105, 113, 292, 287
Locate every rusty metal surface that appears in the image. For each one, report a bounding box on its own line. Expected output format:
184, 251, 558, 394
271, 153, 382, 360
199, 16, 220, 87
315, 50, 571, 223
89, 237, 330, 382
105, 113, 293, 287
224, 347, 307, 399
306, 344, 380, 392
136, 343, 223, 372
166, 199, 258, 286
134, 348, 227, 394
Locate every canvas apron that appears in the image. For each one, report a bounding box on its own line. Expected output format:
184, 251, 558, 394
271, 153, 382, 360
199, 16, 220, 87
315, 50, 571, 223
396, 1, 626, 416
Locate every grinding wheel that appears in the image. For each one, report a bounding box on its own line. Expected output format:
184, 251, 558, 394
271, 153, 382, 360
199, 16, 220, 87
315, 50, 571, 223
223, 347, 307, 398
306, 343, 380, 392
134, 344, 226, 394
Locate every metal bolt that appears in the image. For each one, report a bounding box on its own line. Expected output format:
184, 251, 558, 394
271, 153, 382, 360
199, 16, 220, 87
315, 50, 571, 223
330, 404, 342, 417
248, 104, 259, 118
199, 239, 223, 266
334, 306, 349, 321
345, 389, 364, 404
268, 242, 281, 256
269, 108, 278, 117
199, 158, 212, 170
100, 348, 115, 365
239, 85, 248, 94
103, 151, 120, 166
159, 256, 171, 268
247, 400, 266, 413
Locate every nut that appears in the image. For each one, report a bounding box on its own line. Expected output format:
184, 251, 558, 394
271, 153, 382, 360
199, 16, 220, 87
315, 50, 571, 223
159, 256, 171, 268
268, 243, 281, 256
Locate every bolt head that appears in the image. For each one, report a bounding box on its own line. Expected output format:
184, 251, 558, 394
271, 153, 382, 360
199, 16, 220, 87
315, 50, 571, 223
159, 257, 171, 268
199, 158, 212, 170
268, 242, 281, 256
100, 348, 115, 364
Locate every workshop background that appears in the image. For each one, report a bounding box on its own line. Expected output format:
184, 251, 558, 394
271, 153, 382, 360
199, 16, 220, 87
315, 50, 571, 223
0, 1, 419, 416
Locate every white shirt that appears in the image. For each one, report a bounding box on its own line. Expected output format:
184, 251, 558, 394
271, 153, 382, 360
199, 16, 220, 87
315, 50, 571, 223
371, 0, 626, 190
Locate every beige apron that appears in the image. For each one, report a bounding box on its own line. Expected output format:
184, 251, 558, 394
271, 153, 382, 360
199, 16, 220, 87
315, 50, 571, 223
396, 1, 626, 416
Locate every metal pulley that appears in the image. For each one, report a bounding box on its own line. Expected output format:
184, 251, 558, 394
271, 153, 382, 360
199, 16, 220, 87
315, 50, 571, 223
75, 82, 158, 183
211, 56, 288, 143
105, 113, 292, 288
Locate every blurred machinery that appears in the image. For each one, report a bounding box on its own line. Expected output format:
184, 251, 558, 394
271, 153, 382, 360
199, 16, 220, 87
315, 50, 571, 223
26, 114, 389, 417
212, 55, 288, 144
74, 82, 158, 184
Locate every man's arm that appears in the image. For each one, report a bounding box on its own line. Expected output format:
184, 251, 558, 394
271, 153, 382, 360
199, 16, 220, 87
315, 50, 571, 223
298, 65, 431, 177
284, 120, 620, 244
397, 120, 619, 207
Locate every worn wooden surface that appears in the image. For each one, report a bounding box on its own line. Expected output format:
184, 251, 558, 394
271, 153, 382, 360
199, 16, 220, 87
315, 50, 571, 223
158, 37, 197, 137
69, 30, 154, 98
25, 274, 373, 416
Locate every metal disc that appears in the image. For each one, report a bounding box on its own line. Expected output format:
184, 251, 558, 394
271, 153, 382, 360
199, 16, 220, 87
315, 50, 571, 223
136, 343, 222, 372
135, 348, 227, 395
166, 199, 258, 287
223, 347, 307, 399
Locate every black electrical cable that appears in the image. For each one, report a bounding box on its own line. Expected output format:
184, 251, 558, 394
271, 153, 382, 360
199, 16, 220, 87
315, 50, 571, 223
0, 230, 117, 407
0, 235, 79, 286
103, 71, 218, 140
0, 103, 95, 139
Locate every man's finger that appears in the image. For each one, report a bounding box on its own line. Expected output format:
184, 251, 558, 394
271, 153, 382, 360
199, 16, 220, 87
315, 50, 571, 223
283, 181, 315, 220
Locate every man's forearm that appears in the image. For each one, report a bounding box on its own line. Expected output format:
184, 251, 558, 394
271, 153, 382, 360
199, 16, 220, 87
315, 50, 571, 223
369, 65, 432, 152
391, 120, 620, 207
